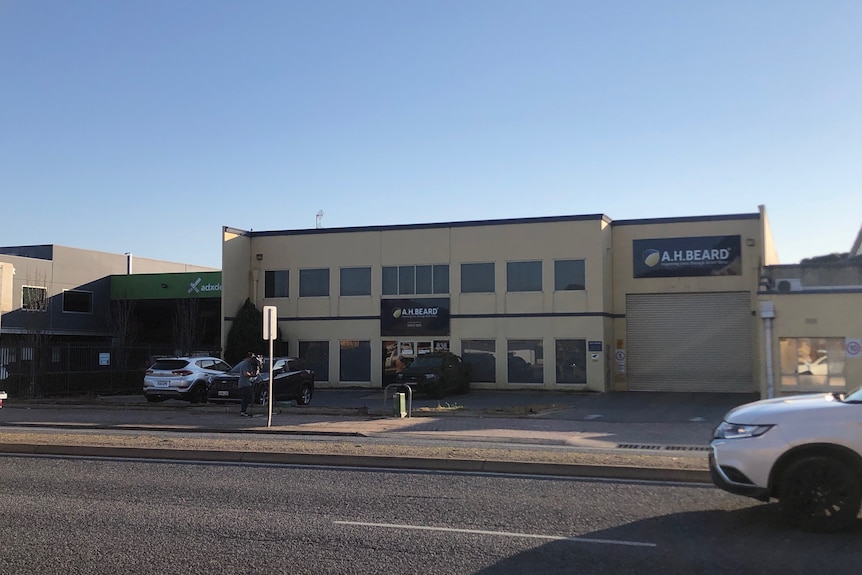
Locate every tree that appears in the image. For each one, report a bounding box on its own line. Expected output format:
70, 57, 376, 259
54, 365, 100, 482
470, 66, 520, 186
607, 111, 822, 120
224, 299, 263, 365
172, 298, 203, 356
800, 252, 849, 264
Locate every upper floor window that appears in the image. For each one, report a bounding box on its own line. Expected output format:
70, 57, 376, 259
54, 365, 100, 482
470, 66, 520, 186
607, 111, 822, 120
555, 259, 586, 291
265, 270, 289, 298
340, 267, 371, 296
299, 268, 330, 297
507, 261, 542, 292
461, 262, 495, 293
62, 290, 93, 314
382, 265, 449, 296
22, 286, 47, 311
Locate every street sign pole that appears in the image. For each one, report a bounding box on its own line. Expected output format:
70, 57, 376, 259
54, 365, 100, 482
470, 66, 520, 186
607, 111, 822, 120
263, 306, 277, 427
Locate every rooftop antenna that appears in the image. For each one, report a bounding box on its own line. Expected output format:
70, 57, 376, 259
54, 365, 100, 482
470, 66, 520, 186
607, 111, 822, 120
316, 210, 325, 229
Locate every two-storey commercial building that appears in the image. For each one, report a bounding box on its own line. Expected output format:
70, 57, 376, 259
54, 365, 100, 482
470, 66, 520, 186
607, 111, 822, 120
222, 206, 782, 395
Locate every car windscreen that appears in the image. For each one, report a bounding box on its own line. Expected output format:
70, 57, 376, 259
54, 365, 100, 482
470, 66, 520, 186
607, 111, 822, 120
149, 360, 189, 370
411, 356, 443, 368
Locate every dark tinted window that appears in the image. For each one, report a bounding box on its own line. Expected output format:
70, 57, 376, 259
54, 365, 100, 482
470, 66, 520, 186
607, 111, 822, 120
300, 341, 329, 381
555, 260, 585, 291
63, 290, 92, 313
507, 261, 542, 292
398, 266, 415, 295
339, 340, 370, 381
340, 267, 371, 296
265, 270, 289, 298
416, 265, 432, 295
383, 265, 448, 295
382, 267, 398, 295
461, 263, 495, 293
412, 355, 444, 368
150, 360, 190, 370
433, 265, 449, 294
300, 269, 330, 297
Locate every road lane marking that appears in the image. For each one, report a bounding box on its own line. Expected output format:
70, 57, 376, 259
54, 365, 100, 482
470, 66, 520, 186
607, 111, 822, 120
334, 520, 656, 548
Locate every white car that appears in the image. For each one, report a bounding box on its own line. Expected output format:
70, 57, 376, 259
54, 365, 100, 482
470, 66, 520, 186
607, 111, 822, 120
143, 356, 232, 403
710, 389, 862, 532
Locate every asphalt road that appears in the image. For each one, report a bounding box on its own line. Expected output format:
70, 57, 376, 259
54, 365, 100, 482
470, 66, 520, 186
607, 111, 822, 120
2, 456, 860, 575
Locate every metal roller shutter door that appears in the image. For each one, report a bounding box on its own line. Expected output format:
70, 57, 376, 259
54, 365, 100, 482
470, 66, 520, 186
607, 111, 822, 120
626, 292, 754, 392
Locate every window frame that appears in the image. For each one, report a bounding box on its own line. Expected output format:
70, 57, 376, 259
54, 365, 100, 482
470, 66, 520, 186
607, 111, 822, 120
507, 260, 542, 292
340, 266, 372, 297
299, 268, 330, 297
22, 285, 48, 312
62, 289, 93, 314
460, 262, 495, 294
554, 259, 586, 291
265, 270, 290, 298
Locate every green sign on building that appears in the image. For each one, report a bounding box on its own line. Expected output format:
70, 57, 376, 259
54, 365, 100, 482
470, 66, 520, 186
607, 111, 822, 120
111, 272, 222, 300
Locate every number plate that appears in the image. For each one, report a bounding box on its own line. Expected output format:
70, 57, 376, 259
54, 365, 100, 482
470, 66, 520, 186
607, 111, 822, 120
156, 380, 170, 388
218, 391, 229, 397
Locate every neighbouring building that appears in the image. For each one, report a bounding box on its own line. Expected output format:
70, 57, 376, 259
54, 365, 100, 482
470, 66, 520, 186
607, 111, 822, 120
0, 244, 219, 396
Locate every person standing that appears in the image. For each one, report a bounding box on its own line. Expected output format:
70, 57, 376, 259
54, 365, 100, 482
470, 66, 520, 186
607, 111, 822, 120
237, 352, 260, 417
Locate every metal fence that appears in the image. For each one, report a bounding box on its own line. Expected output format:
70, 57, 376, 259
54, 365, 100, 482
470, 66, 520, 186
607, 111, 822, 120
0, 343, 195, 398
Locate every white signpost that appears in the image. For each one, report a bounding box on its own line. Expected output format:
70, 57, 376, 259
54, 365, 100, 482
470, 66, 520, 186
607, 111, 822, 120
263, 306, 278, 427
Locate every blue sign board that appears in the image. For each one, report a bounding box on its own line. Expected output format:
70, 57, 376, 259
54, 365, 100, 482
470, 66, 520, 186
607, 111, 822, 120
633, 235, 741, 278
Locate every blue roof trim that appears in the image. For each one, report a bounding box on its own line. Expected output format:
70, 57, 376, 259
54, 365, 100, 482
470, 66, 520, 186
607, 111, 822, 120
225, 311, 623, 322
758, 288, 862, 295
236, 214, 610, 238
612, 213, 759, 226
0, 244, 55, 260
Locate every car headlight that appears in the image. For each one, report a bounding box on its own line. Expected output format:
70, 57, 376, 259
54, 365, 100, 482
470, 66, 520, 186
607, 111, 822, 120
425, 373, 438, 381
713, 422, 774, 440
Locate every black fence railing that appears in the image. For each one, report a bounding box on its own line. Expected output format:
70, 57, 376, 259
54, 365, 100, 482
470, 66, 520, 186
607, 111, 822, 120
0, 344, 217, 398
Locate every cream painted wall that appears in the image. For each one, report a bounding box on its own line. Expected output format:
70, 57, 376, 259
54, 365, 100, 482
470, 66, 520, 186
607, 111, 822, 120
221, 214, 774, 393
224, 217, 613, 390
610, 215, 764, 391
762, 293, 862, 394
221, 229, 252, 333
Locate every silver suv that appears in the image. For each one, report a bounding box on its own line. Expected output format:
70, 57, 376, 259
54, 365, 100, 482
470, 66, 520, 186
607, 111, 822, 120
710, 388, 862, 532
143, 356, 232, 404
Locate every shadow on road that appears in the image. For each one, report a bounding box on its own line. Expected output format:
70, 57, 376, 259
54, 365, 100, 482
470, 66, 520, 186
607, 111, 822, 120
472, 504, 862, 575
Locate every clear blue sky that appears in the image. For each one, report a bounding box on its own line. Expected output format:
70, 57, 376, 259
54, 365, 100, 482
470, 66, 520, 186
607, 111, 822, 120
1, 1, 859, 269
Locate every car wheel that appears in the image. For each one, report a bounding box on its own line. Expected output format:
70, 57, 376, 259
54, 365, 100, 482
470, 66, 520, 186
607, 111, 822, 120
778, 455, 862, 533
296, 384, 312, 406
431, 380, 446, 400
189, 384, 207, 404
257, 386, 269, 406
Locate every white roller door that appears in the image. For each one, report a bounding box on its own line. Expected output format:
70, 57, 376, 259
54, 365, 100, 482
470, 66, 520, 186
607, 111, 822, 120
626, 292, 754, 392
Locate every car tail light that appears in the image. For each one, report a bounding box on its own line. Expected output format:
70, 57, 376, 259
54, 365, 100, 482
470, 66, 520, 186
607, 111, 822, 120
145, 369, 153, 375
172, 370, 194, 376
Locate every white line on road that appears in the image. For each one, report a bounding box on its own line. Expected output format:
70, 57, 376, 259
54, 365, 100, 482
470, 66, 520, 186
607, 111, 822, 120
334, 520, 657, 548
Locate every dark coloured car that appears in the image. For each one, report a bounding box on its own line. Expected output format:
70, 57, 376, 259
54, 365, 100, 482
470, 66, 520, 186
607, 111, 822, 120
207, 357, 315, 406
395, 352, 470, 398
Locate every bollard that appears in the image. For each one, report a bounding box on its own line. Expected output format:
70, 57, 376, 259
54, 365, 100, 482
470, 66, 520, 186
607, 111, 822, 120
392, 392, 406, 418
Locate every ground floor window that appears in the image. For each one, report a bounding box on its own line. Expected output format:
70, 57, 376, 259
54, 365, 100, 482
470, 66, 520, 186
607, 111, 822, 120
507, 339, 543, 384
555, 339, 587, 384
461, 339, 496, 382
779, 337, 846, 392
299, 341, 329, 382
339, 340, 370, 382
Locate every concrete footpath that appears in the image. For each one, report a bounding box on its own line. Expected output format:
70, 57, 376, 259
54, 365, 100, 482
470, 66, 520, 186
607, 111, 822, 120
0, 389, 759, 483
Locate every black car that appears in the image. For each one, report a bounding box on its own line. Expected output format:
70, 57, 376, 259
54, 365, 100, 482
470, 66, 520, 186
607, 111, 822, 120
207, 357, 315, 406
395, 352, 470, 398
